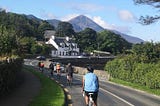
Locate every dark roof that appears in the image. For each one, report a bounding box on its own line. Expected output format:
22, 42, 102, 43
54, 37, 76, 47
44, 30, 56, 38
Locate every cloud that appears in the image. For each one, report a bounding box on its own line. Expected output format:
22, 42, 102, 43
0, 6, 10, 12
61, 14, 80, 21
92, 16, 131, 33
66, 3, 104, 13
61, 14, 131, 34
118, 10, 137, 22
40, 10, 56, 20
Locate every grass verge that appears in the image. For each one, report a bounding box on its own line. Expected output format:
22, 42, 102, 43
24, 66, 65, 106
110, 78, 160, 96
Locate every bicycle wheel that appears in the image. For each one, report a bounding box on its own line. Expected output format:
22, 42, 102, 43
89, 100, 93, 106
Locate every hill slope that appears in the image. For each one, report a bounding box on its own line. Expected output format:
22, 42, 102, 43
45, 15, 144, 44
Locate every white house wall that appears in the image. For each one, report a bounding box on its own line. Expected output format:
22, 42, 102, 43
46, 36, 80, 57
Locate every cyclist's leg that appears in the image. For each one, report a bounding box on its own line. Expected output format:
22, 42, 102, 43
66, 74, 69, 83
84, 91, 89, 106
57, 69, 60, 79
50, 69, 53, 76
92, 92, 98, 106
70, 73, 73, 83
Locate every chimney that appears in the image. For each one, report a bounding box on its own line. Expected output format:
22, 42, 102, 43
51, 35, 55, 40
66, 36, 69, 41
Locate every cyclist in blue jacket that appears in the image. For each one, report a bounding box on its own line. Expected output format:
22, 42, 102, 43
82, 65, 99, 106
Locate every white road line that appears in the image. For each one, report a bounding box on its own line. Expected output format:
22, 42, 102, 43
100, 88, 135, 106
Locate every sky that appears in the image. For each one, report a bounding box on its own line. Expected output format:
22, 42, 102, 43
0, 0, 159, 42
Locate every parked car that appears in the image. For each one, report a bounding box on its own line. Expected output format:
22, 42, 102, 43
36, 56, 46, 61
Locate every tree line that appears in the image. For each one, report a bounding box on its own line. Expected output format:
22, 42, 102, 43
0, 9, 54, 57
0, 9, 132, 57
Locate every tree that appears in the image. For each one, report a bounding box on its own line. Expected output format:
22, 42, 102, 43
97, 30, 132, 55
0, 26, 17, 56
134, 0, 160, 24
55, 22, 75, 37
38, 21, 54, 40
76, 28, 97, 52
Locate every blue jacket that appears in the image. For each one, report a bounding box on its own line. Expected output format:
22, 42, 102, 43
84, 72, 99, 92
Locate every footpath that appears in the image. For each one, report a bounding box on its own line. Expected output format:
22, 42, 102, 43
0, 70, 41, 106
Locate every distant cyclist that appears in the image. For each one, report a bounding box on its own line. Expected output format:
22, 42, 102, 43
49, 62, 54, 76
66, 63, 74, 85
82, 65, 99, 106
39, 61, 44, 73
56, 63, 61, 79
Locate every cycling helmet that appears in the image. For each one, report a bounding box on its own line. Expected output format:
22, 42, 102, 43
87, 66, 94, 72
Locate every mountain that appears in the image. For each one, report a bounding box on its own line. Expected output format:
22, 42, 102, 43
112, 30, 144, 44
46, 19, 61, 28
68, 15, 144, 44
68, 15, 104, 32
26, 14, 42, 22
44, 15, 144, 44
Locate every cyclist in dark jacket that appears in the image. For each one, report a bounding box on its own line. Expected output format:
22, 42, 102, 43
49, 62, 54, 76
66, 63, 74, 84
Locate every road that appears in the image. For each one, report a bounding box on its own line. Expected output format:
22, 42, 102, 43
25, 59, 160, 106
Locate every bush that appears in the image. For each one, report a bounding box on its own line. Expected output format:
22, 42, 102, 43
105, 55, 160, 89
0, 58, 23, 95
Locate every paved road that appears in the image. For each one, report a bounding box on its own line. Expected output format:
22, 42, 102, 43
53, 73, 160, 106
25, 59, 160, 106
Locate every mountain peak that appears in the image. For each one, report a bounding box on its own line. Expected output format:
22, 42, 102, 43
69, 15, 104, 32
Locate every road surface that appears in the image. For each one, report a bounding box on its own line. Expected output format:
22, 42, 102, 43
25, 59, 160, 106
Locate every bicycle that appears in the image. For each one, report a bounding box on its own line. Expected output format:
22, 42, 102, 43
88, 93, 94, 106
56, 69, 61, 80
82, 92, 94, 106
67, 74, 72, 86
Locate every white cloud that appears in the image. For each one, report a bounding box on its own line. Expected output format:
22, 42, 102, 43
91, 16, 131, 33
92, 16, 111, 29
118, 10, 136, 22
61, 14, 80, 21
66, 3, 104, 13
0, 6, 10, 12
40, 10, 56, 20
61, 14, 131, 34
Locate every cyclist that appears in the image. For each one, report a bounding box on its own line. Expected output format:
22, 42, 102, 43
39, 61, 44, 73
66, 63, 74, 85
49, 62, 54, 76
56, 63, 61, 79
82, 66, 99, 106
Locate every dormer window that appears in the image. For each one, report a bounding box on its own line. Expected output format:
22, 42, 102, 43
60, 43, 65, 48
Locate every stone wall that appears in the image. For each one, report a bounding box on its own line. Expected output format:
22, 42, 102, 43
73, 66, 110, 81
44, 59, 110, 81
50, 57, 114, 70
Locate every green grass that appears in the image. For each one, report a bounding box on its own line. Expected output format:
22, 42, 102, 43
110, 78, 160, 96
24, 66, 65, 106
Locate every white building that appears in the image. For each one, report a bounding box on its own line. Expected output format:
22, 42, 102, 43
45, 30, 80, 57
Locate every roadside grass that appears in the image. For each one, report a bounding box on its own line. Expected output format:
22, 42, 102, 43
24, 66, 65, 106
110, 78, 160, 96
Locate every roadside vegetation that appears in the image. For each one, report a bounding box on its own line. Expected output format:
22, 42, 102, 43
24, 66, 65, 106
105, 42, 160, 96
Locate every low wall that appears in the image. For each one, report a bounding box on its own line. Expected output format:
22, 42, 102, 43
73, 66, 110, 81
50, 57, 114, 70
44, 60, 110, 81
